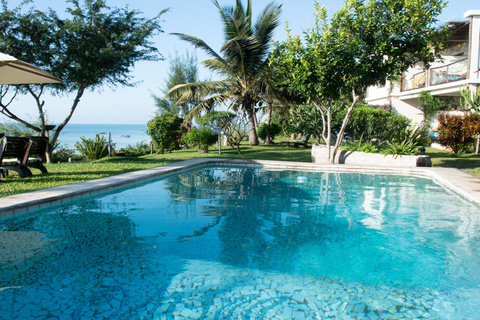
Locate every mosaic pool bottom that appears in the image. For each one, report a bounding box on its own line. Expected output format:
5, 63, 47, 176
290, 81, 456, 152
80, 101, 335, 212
1, 166, 480, 319
1, 258, 474, 320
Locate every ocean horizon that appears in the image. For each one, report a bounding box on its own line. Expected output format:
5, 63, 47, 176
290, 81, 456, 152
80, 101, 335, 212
58, 123, 151, 151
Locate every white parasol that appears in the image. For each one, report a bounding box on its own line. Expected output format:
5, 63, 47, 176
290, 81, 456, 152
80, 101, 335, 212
0, 52, 62, 85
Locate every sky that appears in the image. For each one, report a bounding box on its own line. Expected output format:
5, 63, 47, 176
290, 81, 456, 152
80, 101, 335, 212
2, 0, 478, 124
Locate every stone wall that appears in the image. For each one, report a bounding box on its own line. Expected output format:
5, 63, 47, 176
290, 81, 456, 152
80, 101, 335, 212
311, 144, 432, 167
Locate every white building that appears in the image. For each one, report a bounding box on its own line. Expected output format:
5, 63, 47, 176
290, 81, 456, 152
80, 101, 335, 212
365, 10, 480, 125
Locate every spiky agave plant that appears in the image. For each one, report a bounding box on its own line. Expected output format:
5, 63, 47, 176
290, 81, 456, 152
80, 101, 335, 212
383, 126, 425, 158
75, 135, 108, 160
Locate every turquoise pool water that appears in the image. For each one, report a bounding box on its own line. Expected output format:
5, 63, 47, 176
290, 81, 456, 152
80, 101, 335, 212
1, 166, 480, 319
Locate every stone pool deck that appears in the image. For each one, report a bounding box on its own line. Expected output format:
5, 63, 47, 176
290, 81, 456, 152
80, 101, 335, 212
1, 158, 480, 217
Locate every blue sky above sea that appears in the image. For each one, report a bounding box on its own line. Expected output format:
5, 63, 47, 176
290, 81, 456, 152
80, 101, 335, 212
2, 0, 477, 125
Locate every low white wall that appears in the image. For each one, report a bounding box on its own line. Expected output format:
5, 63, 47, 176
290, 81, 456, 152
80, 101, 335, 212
311, 144, 432, 167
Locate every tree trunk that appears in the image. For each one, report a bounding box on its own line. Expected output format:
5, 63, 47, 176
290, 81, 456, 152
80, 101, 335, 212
330, 91, 361, 163
235, 143, 242, 155
46, 86, 86, 163
264, 102, 273, 144
245, 105, 259, 145
476, 135, 480, 154
313, 101, 332, 163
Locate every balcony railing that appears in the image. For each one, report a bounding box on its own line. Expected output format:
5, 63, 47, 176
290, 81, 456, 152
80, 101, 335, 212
429, 58, 468, 86
401, 58, 468, 92
401, 71, 426, 91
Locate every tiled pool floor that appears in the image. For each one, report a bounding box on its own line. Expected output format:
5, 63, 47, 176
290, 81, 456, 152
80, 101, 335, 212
1, 256, 471, 319
1, 159, 480, 320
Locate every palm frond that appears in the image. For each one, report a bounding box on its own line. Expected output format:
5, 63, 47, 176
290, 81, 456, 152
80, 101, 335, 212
166, 80, 233, 102
215, 0, 253, 40
171, 33, 225, 64
202, 59, 231, 75
254, 2, 282, 47
185, 94, 236, 121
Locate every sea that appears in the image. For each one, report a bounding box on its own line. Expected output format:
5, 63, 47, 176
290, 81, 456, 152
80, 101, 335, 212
57, 123, 151, 151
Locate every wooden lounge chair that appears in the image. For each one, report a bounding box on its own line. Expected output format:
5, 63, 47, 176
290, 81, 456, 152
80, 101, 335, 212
0, 136, 33, 178
0, 134, 6, 179
294, 135, 310, 148
26, 136, 49, 174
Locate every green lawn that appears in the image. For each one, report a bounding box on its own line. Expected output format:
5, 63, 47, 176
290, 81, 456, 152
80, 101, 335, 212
1, 143, 479, 198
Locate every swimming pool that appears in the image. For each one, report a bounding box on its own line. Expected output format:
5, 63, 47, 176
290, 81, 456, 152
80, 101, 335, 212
1, 164, 480, 319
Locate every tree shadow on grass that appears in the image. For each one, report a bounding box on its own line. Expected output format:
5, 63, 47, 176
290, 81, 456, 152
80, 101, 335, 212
427, 149, 480, 169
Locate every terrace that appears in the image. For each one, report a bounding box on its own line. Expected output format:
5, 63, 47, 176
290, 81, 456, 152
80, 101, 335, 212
365, 11, 480, 124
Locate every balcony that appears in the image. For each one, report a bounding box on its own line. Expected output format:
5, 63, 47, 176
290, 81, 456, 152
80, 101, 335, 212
401, 71, 426, 91
430, 58, 468, 85
401, 58, 468, 92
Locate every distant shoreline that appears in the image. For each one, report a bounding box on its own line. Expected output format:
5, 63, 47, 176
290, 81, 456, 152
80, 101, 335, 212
59, 123, 150, 151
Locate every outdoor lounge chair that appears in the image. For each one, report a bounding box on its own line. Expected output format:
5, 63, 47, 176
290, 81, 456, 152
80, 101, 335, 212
294, 135, 310, 148
0, 134, 6, 179
0, 136, 33, 178
26, 136, 49, 174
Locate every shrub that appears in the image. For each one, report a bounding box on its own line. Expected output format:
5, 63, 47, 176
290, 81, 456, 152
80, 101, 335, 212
75, 135, 108, 160
183, 127, 217, 153
288, 104, 333, 142
346, 142, 378, 153
418, 91, 443, 122
52, 146, 77, 162
338, 104, 411, 141
0, 122, 36, 137
257, 122, 281, 142
118, 142, 150, 156
146, 113, 184, 153
382, 140, 418, 157
437, 113, 480, 155
382, 126, 426, 157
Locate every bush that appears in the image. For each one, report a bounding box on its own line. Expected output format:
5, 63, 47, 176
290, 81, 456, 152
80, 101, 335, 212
183, 127, 217, 153
338, 104, 411, 141
257, 122, 282, 142
382, 140, 418, 157
52, 147, 78, 162
118, 142, 150, 156
75, 135, 109, 160
287, 104, 329, 142
419, 91, 443, 122
437, 113, 480, 155
346, 142, 378, 153
0, 122, 37, 137
146, 113, 184, 153
382, 126, 427, 157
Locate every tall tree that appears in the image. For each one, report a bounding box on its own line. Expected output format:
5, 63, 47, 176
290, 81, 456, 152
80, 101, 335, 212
152, 51, 200, 117
270, 0, 447, 163
166, 0, 282, 145
0, 0, 166, 162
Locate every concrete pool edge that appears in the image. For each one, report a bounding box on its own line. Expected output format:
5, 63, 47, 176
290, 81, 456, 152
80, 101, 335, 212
1, 158, 479, 217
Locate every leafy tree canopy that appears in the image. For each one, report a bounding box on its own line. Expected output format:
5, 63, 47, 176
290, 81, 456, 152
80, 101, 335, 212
270, 0, 447, 163
146, 113, 184, 154
0, 0, 166, 161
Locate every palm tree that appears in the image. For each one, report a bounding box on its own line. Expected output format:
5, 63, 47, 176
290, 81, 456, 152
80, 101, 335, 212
166, 0, 282, 145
